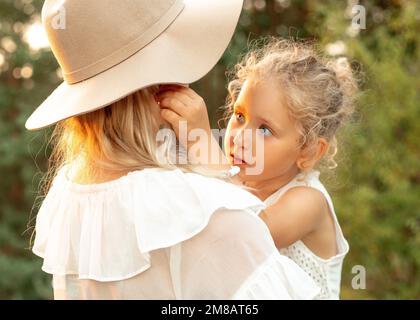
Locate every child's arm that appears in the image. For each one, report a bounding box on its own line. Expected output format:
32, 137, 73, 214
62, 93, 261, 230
156, 84, 229, 169
259, 186, 328, 249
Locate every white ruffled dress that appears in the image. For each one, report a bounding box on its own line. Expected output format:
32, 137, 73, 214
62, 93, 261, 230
32, 166, 320, 300
263, 170, 349, 299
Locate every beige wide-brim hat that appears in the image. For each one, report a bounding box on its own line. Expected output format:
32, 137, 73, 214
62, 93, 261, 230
25, 0, 244, 130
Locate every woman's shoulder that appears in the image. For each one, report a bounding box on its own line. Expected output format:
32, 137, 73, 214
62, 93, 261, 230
123, 167, 266, 250
132, 167, 264, 210
49, 165, 263, 208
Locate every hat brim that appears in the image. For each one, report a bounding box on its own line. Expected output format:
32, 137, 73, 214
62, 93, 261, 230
25, 0, 243, 130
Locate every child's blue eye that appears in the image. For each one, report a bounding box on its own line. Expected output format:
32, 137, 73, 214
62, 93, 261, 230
259, 126, 272, 137
235, 112, 245, 124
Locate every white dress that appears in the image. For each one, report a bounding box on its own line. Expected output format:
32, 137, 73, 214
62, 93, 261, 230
263, 170, 349, 300
32, 166, 320, 300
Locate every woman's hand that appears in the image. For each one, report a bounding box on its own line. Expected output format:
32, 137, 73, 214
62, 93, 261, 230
156, 84, 226, 166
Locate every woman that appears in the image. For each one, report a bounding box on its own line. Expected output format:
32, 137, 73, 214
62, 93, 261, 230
27, 0, 319, 299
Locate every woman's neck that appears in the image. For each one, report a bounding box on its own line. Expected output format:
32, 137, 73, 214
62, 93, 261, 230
69, 162, 132, 185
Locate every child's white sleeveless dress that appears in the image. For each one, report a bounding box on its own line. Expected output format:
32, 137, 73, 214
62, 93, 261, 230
32, 166, 320, 300
263, 170, 349, 299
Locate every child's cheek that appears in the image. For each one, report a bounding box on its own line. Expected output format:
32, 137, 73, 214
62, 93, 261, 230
261, 139, 287, 175
260, 139, 274, 173
223, 117, 236, 155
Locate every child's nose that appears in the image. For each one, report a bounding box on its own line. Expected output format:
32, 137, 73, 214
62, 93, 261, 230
232, 127, 252, 151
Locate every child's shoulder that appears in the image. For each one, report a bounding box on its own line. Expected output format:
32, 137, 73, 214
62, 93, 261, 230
260, 173, 333, 249
275, 170, 330, 216
279, 185, 329, 223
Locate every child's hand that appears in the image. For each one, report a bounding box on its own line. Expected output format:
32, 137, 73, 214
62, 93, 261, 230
156, 84, 226, 167
156, 84, 212, 146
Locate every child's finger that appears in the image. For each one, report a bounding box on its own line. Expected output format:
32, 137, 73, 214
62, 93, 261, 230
159, 84, 197, 100
157, 90, 194, 107
160, 108, 182, 132
181, 87, 202, 100
159, 95, 189, 117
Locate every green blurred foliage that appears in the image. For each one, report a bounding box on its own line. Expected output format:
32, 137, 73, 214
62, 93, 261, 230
0, 0, 419, 299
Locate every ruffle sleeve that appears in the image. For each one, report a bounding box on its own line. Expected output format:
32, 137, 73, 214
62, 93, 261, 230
32, 167, 265, 282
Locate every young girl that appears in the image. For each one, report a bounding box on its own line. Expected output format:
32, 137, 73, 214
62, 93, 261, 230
158, 38, 357, 299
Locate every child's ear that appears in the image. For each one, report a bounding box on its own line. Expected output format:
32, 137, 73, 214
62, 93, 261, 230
297, 138, 329, 171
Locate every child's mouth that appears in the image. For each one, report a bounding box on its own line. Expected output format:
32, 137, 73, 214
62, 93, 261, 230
230, 153, 247, 166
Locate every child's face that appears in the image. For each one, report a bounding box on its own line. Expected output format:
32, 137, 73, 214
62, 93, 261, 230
224, 77, 303, 183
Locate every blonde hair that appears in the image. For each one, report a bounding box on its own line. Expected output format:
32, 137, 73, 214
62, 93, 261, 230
225, 37, 358, 170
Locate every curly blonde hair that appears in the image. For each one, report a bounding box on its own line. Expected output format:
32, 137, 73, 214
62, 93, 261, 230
225, 37, 358, 170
